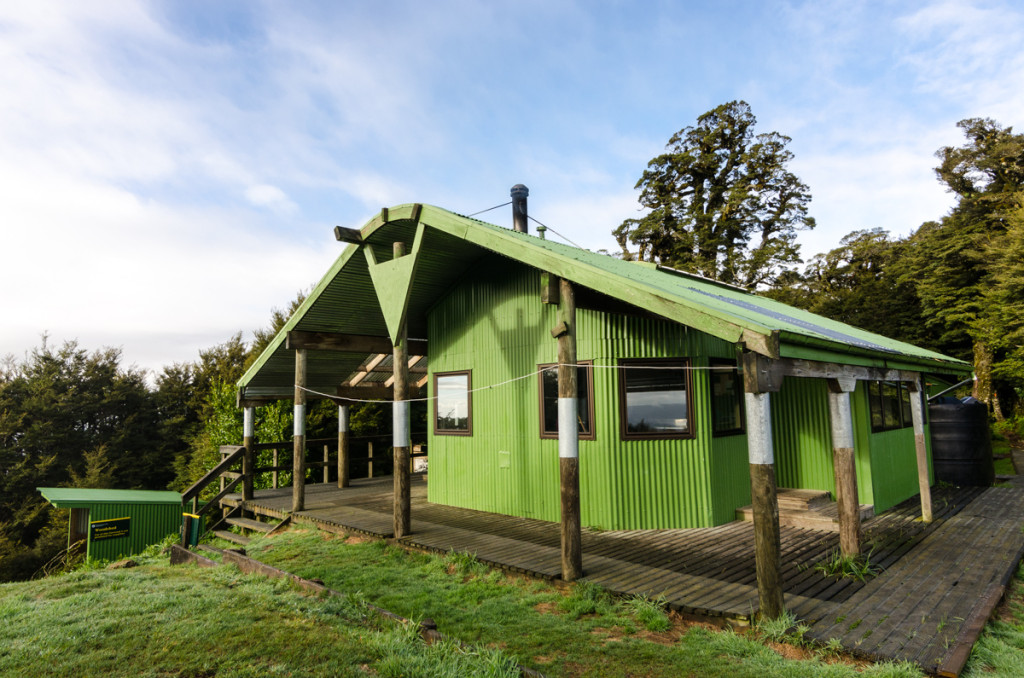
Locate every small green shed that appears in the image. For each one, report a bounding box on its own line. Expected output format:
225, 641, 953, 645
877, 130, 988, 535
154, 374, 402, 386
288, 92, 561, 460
38, 487, 184, 562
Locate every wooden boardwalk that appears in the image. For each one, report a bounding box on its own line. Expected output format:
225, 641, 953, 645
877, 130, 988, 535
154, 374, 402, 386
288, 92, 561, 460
228, 477, 1024, 675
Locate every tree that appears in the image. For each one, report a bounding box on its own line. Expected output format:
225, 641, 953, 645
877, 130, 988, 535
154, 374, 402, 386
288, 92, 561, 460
901, 119, 1024, 417
0, 339, 162, 580
614, 100, 815, 287
766, 228, 931, 349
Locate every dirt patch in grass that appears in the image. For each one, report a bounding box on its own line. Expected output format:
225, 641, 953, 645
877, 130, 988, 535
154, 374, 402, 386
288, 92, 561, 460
343, 534, 376, 545
533, 601, 560, 615
767, 641, 815, 661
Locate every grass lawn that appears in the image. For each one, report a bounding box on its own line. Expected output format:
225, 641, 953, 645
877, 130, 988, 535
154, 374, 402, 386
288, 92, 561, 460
3, 527, 1022, 677
238, 529, 926, 677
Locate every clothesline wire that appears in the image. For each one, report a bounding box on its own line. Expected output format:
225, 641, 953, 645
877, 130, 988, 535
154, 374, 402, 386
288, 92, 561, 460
465, 201, 512, 217
295, 363, 737, 404
528, 215, 585, 249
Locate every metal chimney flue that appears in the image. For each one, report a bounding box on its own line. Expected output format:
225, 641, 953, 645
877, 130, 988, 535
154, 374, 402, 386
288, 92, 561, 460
511, 184, 529, 234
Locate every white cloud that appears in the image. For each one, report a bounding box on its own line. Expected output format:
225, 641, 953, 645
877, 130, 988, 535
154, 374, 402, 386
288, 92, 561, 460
244, 184, 297, 214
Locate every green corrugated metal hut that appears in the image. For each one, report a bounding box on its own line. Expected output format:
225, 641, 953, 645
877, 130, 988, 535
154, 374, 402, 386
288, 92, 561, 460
38, 488, 183, 561
236, 202, 971, 531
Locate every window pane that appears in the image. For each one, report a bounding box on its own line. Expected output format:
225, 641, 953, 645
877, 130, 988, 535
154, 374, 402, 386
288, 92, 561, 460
869, 381, 883, 430
882, 382, 901, 429
436, 373, 469, 431
541, 365, 591, 436
542, 368, 558, 433
900, 385, 913, 429
710, 363, 743, 434
623, 364, 689, 435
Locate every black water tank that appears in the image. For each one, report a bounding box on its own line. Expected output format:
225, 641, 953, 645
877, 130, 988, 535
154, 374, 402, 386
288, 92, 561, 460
928, 396, 994, 487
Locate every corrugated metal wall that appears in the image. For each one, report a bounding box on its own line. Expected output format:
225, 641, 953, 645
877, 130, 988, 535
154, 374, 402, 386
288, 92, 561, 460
851, 383, 933, 513
771, 377, 836, 496
85, 502, 181, 561
427, 256, 741, 530
425, 255, 933, 527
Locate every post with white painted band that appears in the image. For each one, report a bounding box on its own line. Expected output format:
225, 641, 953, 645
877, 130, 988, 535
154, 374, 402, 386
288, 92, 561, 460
338, 405, 350, 488
556, 277, 582, 581
827, 380, 861, 555
292, 348, 307, 512
242, 405, 255, 502
392, 240, 412, 538
558, 397, 579, 459
742, 351, 784, 620
909, 377, 933, 522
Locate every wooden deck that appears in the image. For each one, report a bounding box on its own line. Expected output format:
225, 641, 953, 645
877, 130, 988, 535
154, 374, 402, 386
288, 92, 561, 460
226, 477, 1024, 675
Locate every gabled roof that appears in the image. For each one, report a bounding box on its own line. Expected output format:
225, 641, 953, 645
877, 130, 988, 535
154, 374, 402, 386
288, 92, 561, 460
238, 204, 970, 401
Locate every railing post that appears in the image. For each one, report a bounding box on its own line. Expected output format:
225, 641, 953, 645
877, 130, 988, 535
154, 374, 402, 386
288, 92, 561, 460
323, 444, 329, 483
293, 348, 307, 512
338, 404, 350, 488
272, 448, 279, 489
243, 406, 255, 504
368, 441, 374, 478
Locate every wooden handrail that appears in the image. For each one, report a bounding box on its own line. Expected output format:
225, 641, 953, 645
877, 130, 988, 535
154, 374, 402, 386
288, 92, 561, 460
195, 475, 243, 517
181, 446, 244, 504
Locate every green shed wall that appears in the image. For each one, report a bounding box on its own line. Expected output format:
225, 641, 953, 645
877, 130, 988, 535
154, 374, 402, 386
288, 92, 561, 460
427, 257, 741, 530
769, 378, 931, 512
851, 383, 933, 513
425, 256, 933, 528
81, 502, 181, 561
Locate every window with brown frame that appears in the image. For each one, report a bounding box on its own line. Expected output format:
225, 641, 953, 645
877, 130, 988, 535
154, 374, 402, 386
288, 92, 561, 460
867, 380, 918, 432
538, 361, 595, 439
618, 358, 693, 440
434, 370, 472, 435
709, 358, 744, 436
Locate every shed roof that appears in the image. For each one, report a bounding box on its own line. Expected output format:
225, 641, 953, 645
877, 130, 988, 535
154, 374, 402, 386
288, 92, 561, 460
238, 204, 970, 400
38, 487, 182, 508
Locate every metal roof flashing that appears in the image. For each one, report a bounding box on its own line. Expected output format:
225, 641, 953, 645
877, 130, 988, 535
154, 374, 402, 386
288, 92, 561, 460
38, 487, 183, 507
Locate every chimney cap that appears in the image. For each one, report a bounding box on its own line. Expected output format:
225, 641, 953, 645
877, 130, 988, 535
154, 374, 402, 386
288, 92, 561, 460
510, 184, 529, 199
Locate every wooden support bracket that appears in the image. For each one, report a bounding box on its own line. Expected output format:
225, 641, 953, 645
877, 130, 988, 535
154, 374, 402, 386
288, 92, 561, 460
550, 321, 569, 339
334, 226, 363, 244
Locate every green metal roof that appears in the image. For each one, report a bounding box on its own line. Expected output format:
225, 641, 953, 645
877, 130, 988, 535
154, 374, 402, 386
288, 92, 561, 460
238, 203, 970, 400
38, 487, 182, 508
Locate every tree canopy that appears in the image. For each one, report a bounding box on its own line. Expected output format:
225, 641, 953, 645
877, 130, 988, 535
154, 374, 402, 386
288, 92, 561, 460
614, 100, 815, 287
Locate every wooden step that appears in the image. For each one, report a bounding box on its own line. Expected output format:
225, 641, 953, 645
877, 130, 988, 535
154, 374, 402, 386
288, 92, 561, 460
213, 529, 250, 545
226, 516, 277, 533
735, 504, 873, 532
776, 488, 832, 511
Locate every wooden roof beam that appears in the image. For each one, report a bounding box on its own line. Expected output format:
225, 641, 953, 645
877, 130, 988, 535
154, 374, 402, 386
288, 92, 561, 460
286, 330, 427, 356
348, 353, 388, 386
384, 356, 423, 387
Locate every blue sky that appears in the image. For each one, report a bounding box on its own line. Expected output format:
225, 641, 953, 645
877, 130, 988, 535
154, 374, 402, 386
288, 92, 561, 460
2, 0, 1022, 378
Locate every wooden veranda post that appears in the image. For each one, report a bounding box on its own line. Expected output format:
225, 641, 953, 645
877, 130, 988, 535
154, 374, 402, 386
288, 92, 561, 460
293, 348, 307, 512
393, 241, 412, 539
242, 405, 255, 503
742, 352, 785, 619
909, 377, 933, 522
827, 379, 861, 556
555, 277, 583, 581
338, 404, 350, 488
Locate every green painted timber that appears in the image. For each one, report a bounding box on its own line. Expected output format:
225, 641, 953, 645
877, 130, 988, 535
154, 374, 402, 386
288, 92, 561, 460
38, 488, 183, 562
427, 256, 741, 530
364, 221, 425, 344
